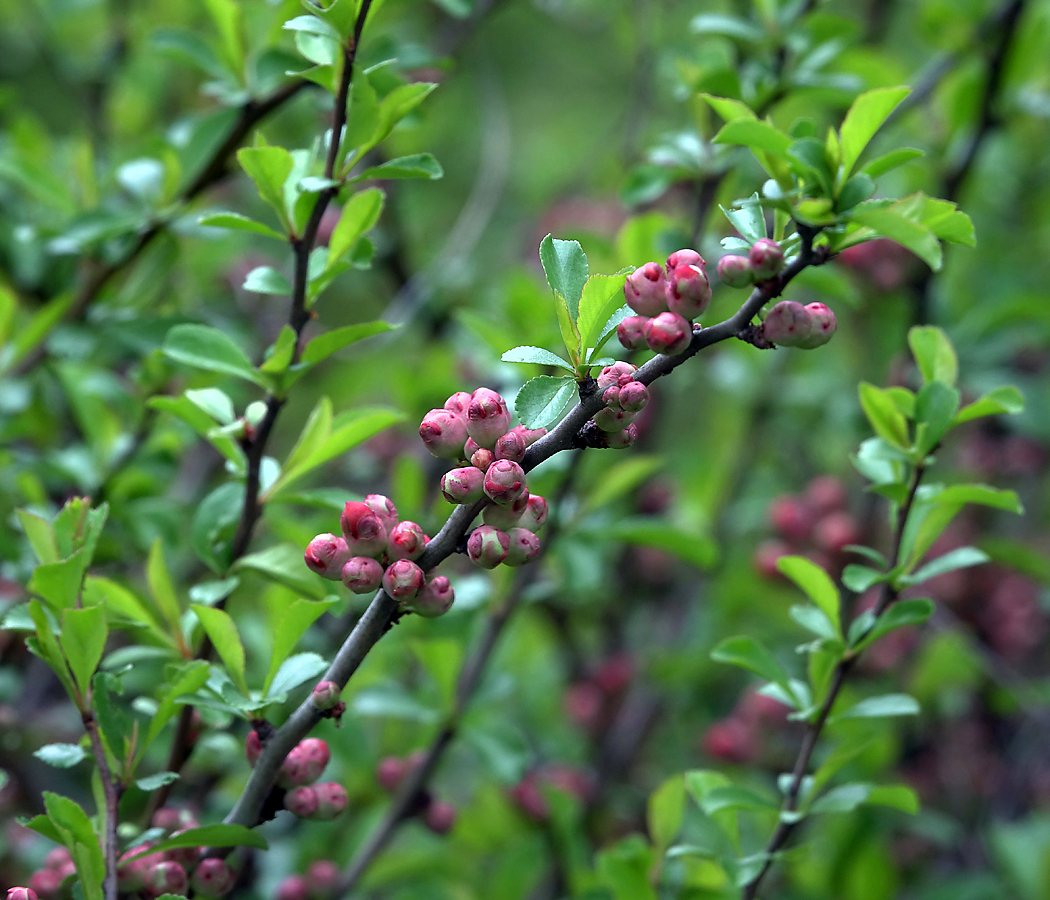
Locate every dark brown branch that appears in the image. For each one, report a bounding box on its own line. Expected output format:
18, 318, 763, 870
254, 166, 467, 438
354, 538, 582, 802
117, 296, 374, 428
84, 712, 122, 900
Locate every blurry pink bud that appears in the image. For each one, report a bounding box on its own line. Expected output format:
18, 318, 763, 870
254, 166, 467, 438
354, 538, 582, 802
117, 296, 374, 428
43, 850, 72, 873
312, 681, 341, 710
376, 756, 408, 792
143, 862, 188, 898
388, 520, 426, 561
284, 786, 319, 818
419, 409, 468, 460
605, 423, 639, 449
797, 302, 837, 349
311, 782, 349, 820
593, 406, 635, 433
519, 495, 549, 531
340, 502, 388, 558
161, 834, 200, 867
805, 476, 848, 513
407, 575, 455, 618
276, 876, 310, 900
28, 872, 61, 900
296, 738, 330, 783
245, 730, 262, 766
616, 315, 649, 351
277, 746, 312, 789
152, 807, 197, 834
769, 495, 816, 543
666, 249, 704, 270
494, 430, 527, 462
304, 534, 351, 580
466, 388, 512, 449
117, 847, 154, 892
482, 489, 529, 530
484, 460, 526, 506
6, 890, 38, 900
702, 717, 755, 763
760, 300, 811, 347
813, 511, 860, 553
364, 494, 398, 532
383, 559, 426, 602
191, 859, 236, 897
509, 775, 549, 822
666, 264, 711, 319
505, 528, 541, 566
602, 385, 620, 407
753, 540, 791, 580
441, 466, 485, 504
470, 447, 495, 470
597, 362, 637, 389
423, 800, 457, 834
644, 312, 691, 355
749, 238, 784, 279
467, 526, 509, 568
508, 424, 547, 446
624, 262, 669, 316
617, 381, 649, 412
306, 861, 339, 896
341, 556, 384, 594
594, 654, 633, 694
717, 254, 754, 288
444, 391, 473, 417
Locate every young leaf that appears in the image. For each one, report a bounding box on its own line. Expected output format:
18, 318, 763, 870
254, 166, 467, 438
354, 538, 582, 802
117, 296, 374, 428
233, 543, 329, 599
700, 785, 778, 815
841, 564, 884, 593
838, 86, 910, 175
860, 147, 924, 180
327, 187, 384, 269
198, 211, 285, 241
17, 510, 59, 564
834, 693, 920, 720
712, 119, 792, 158
242, 266, 291, 295
191, 605, 248, 696
515, 375, 577, 430
914, 381, 960, 454
147, 539, 185, 637
700, 94, 757, 123
789, 605, 839, 642
710, 635, 790, 688
127, 824, 267, 858
908, 547, 989, 584
952, 385, 1024, 425
137, 661, 211, 763
501, 346, 575, 372
263, 598, 338, 694
34, 743, 88, 768
850, 207, 942, 271
162, 324, 265, 386
350, 153, 443, 182
852, 598, 934, 651
60, 606, 108, 702
776, 556, 841, 636
908, 326, 958, 387
538, 234, 589, 319
721, 197, 766, 244
577, 273, 630, 355
259, 325, 297, 374
267, 652, 328, 698
237, 147, 294, 229
302, 321, 393, 365
858, 382, 911, 450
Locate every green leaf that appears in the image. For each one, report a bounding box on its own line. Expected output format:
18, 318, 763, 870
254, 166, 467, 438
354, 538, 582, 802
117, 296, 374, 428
914, 381, 960, 454
788, 138, 833, 196
777, 556, 841, 637
163, 324, 265, 385
952, 385, 1024, 425
409, 639, 463, 710
237, 146, 294, 229
268, 652, 328, 698
839, 86, 910, 175
501, 346, 575, 372
351, 153, 443, 181
852, 598, 934, 651
27, 601, 77, 701
684, 770, 740, 851
720, 196, 766, 244
34, 743, 88, 768
809, 782, 919, 816
834, 693, 920, 721
790, 605, 839, 641
841, 564, 884, 593
690, 13, 765, 41
137, 661, 210, 763
809, 740, 873, 797
608, 518, 718, 570
909, 547, 989, 584
233, 543, 329, 599
29, 552, 88, 611
858, 382, 911, 450
147, 540, 184, 637
302, 321, 393, 364
192, 483, 244, 574
577, 273, 631, 355
60, 606, 108, 701
327, 188, 384, 270
264, 598, 337, 694
135, 772, 180, 790
130, 824, 267, 858
850, 207, 942, 271
934, 484, 1023, 513
836, 173, 875, 212
539, 234, 589, 319
185, 388, 235, 426
711, 635, 790, 688
712, 118, 792, 158
515, 375, 577, 430
191, 606, 248, 696
861, 147, 924, 180
18, 510, 59, 564
202, 0, 244, 75
700, 93, 756, 123
866, 784, 920, 814
198, 211, 285, 241
700, 785, 778, 815
259, 325, 297, 374
908, 326, 958, 387
647, 775, 686, 852
242, 266, 291, 295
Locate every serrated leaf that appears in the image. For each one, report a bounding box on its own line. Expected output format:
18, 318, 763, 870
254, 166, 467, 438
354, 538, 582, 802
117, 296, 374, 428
952, 385, 1024, 425
851, 207, 942, 271
515, 375, 577, 430
60, 606, 108, 701
267, 651, 328, 698
264, 598, 337, 694
191, 606, 248, 696
539, 235, 589, 319
859, 382, 911, 449
135, 772, 180, 790
198, 212, 286, 241
577, 273, 630, 354
839, 87, 910, 175
233, 543, 329, 599
908, 326, 958, 387
501, 346, 575, 372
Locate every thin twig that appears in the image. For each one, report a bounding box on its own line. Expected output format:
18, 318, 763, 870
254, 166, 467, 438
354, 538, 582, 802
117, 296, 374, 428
84, 712, 122, 900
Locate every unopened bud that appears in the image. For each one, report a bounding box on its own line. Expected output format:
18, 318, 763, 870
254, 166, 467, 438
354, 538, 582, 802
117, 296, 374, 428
340, 501, 388, 558
519, 495, 549, 531
597, 361, 637, 389
617, 381, 648, 412
666, 249, 704, 271
423, 800, 457, 835
311, 782, 349, 820
482, 490, 529, 530
364, 494, 399, 532
407, 575, 455, 618
470, 447, 495, 470
606, 423, 639, 449
161, 834, 199, 868
797, 302, 837, 349
277, 746, 311, 789
444, 391, 472, 417
304, 534, 351, 580
383, 559, 426, 603
275, 876, 309, 900
284, 786, 319, 818
466, 388, 512, 449
388, 520, 427, 561
593, 406, 635, 432
306, 861, 339, 896
312, 681, 341, 710
505, 528, 541, 566
419, 408, 468, 460
441, 466, 485, 504
484, 460, 526, 507
341, 556, 384, 594
245, 730, 262, 767
191, 859, 236, 897
28, 872, 60, 900
376, 756, 407, 792
152, 807, 196, 834
7, 890, 38, 900
666, 264, 711, 319
508, 424, 547, 446
602, 385, 620, 407
644, 312, 691, 355
760, 300, 811, 347
143, 862, 188, 898
749, 238, 784, 279
117, 847, 154, 892
494, 430, 527, 462
296, 738, 330, 783
467, 526, 509, 568
616, 315, 649, 351
624, 262, 669, 317
717, 254, 754, 288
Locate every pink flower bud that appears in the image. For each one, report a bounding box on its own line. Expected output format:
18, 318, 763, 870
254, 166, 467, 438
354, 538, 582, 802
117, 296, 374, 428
602, 385, 620, 407
191, 859, 236, 897
152, 807, 197, 834
423, 800, 457, 834
702, 717, 755, 763
144, 862, 188, 898
644, 312, 691, 355
43, 849, 72, 873
388, 520, 426, 561
505, 528, 541, 566
769, 496, 816, 543
6, 890, 38, 900
444, 391, 473, 417
284, 785, 319, 818
312, 681, 341, 710
666, 264, 711, 319
616, 315, 649, 351
494, 430, 527, 462
753, 540, 791, 580
441, 466, 485, 504
28, 872, 61, 900
597, 361, 637, 390
341, 556, 384, 594
419, 408, 468, 460
760, 300, 811, 347
311, 782, 348, 820
508, 424, 547, 446
482, 489, 529, 530
717, 254, 754, 288
464, 436, 481, 457
593, 406, 635, 432
304, 534, 351, 580
245, 729, 262, 766
162, 834, 200, 868
277, 747, 311, 789
306, 861, 339, 896
805, 475, 847, 513
376, 756, 408, 792
666, 249, 704, 270
383, 559, 426, 603
797, 302, 837, 349
748, 238, 784, 279
466, 388, 512, 449
467, 526, 509, 568
470, 447, 495, 470
606, 423, 639, 449
623, 262, 668, 317
276, 876, 309, 900
594, 654, 633, 694
296, 738, 330, 783
340, 502, 388, 558
364, 494, 398, 532
617, 381, 649, 413
519, 495, 549, 531
407, 575, 455, 618
118, 847, 156, 892
484, 460, 526, 507
813, 511, 860, 553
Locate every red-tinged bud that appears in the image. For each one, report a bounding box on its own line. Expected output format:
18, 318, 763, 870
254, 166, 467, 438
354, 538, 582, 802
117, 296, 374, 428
388, 520, 426, 561
805, 475, 848, 513
644, 312, 691, 355
624, 262, 668, 317
311, 782, 348, 820
813, 511, 860, 553
797, 302, 837, 349
423, 800, 457, 834
43, 849, 72, 875
191, 859, 236, 897
504, 528, 541, 566
760, 300, 811, 347
276, 876, 310, 900
508, 424, 546, 446
28, 871, 61, 900
482, 489, 529, 530
593, 406, 635, 432
341, 556, 384, 594
594, 654, 633, 694
364, 494, 398, 532
277, 746, 311, 789
152, 807, 197, 834
519, 495, 549, 531
467, 526, 509, 568
284, 786, 319, 818
163, 834, 200, 868
717, 254, 753, 288
753, 539, 791, 580
484, 460, 526, 506
312, 681, 341, 710
617, 381, 648, 412
701, 717, 755, 764
419, 408, 468, 460
768, 495, 815, 543
441, 466, 485, 504
617, 315, 649, 351
509, 774, 549, 821
494, 430, 527, 462
602, 385, 620, 407
306, 861, 339, 896
471, 447, 495, 470
144, 862, 188, 898
304, 534, 351, 580
564, 681, 604, 730
118, 847, 155, 892
444, 391, 473, 418
666, 249, 704, 271
245, 729, 262, 766
606, 423, 639, 449
340, 502, 388, 558
407, 574, 455, 618
666, 264, 711, 319
6, 890, 38, 900
597, 362, 638, 389
466, 388, 512, 449
738, 689, 790, 724
464, 436, 481, 457
296, 738, 330, 783
749, 238, 784, 279
383, 559, 426, 603
376, 756, 408, 792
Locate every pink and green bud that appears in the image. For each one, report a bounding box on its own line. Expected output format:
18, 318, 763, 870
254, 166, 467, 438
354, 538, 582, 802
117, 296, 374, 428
606, 423, 639, 449
191, 859, 236, 897
666, 249, 705, 271
471, 447, 495, 470
616, 315, 649, 351
312, 681, 341, 710
624, 262, 669, 317
277, 748, 311, 789
593, 406, 635, 432
466, 388, 512, 449
797, 302, 837, 348
602, 385, 620, 407
306, 861, 339, 896
760, 300, 812, 347
441, 467, 485, 504
284, 786, 319, 818
717, 254, 754, 288
245, 730, 262, 766
296, 738, 330, 783
519, 495, 549, 531
494, 430, 527, 462
364, 494, 398, 532
118, 847, 156, 892
617, 381, 649, 412
748, 238, 784, 279
340, 501, 388, 558
484, 460, 526, 506
467, 526, 509, 568
597, 361, 638, 389
645, 312, 691, 355
276, 876, 309, 900
143, 862, 188, 898
388, 520, 427, 561
304, 534, 351, 580
666, 264, 711, 319
376, 756, 407, 792
443, 391, 472, 417
407, 575, 455, 617
7, 890, 38, 900
505, 528, 541, 566
383, 559, 426, 602
508, 424, 547, 446
311, 782, 349, 820
419, 409, 468, 460
341, 556, 384, 594
483, 489, 530, 530
423, 800, 457, 834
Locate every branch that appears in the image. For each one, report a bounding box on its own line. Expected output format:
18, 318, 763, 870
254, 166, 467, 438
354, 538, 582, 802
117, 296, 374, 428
84, 712, 121, 900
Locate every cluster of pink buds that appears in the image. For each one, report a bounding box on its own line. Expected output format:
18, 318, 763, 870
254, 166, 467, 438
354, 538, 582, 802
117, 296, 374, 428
244, 732, 348, 821
759, 300, 837, 349
508, 764, 593, 822
24, 847, 75, 899
375, 753, 458, 834
274, 860, 342, 900
617, 249, 709, 355
584, 362, 647, 449
716, 237, 786, 289
422, 388, 550, 571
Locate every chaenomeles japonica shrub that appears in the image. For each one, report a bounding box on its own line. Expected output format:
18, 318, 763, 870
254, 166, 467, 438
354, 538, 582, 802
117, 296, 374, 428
0, 1, 1035, 899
